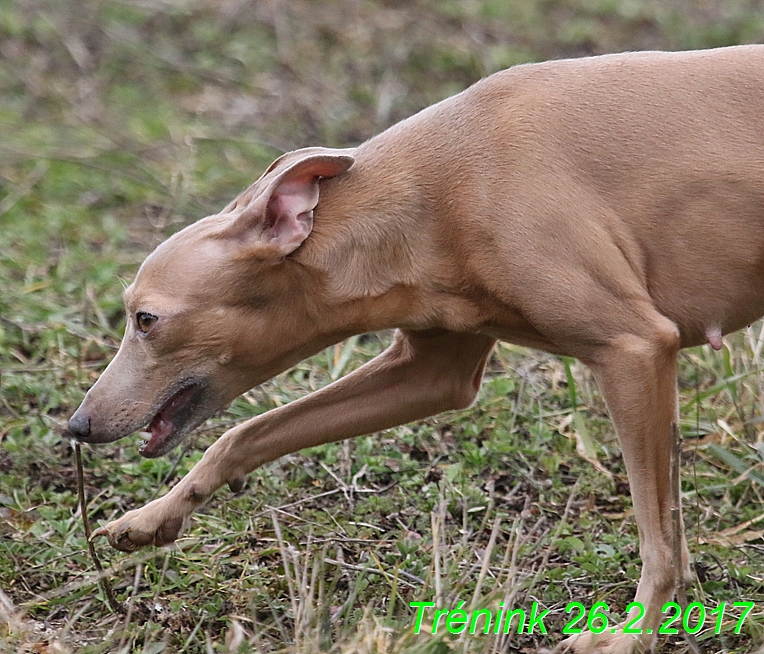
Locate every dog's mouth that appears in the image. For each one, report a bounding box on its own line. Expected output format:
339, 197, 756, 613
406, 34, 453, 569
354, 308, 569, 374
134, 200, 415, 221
139, 382, 206, 458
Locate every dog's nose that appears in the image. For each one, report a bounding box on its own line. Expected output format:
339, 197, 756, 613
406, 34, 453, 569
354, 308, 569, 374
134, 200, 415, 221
67, 410, 91, 440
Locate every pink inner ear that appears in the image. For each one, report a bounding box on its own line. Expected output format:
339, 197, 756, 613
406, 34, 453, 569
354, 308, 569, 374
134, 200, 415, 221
264, 175, 320, 252
270, 176, 320, 223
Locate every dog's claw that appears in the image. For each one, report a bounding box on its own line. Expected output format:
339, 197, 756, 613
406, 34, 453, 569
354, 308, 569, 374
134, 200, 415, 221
90, 526, 108, 542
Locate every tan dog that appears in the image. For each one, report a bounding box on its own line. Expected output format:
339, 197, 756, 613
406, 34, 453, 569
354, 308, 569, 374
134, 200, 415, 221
68, 45, 764, 653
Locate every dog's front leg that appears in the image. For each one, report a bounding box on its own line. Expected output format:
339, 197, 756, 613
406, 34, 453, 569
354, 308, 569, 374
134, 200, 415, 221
557, 316, 688, 654
94, 329, 496, 551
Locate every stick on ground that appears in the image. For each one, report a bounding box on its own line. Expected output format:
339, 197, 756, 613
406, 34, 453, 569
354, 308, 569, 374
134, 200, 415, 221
670, 422, 701, 654
74, 441, 123, 614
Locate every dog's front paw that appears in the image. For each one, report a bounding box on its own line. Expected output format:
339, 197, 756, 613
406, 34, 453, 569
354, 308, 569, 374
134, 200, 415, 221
92, 501, 187, 552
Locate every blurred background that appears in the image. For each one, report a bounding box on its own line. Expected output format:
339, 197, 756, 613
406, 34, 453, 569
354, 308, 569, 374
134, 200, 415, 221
3, 1, 764, 652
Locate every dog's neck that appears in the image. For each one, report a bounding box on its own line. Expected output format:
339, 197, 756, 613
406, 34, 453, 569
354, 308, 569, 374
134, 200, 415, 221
295, 144, 449, 334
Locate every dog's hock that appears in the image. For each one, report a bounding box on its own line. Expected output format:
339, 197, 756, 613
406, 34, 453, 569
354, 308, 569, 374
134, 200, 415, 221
226, 150, 354, 258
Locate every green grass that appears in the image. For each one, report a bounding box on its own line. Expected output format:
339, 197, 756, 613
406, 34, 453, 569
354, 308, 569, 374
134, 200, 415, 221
2, 1, 764, 652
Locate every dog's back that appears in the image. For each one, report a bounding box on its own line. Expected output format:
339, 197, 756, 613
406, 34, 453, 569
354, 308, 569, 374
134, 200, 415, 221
347, 45, 764, 350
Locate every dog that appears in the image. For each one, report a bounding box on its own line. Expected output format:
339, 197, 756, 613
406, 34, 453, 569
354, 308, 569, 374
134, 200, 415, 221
67, 45, 764, 653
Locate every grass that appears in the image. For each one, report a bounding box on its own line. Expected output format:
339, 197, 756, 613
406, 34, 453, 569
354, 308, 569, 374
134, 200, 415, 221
2, 0, 764, 652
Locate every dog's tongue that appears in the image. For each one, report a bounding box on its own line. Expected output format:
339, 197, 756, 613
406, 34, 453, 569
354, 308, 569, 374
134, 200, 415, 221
143, 414, 174, 456
140, 386, 196, 456
141, 418, 174, 456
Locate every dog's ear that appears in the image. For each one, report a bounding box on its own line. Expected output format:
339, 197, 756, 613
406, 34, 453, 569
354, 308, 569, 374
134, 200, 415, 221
227, 151, 354, 258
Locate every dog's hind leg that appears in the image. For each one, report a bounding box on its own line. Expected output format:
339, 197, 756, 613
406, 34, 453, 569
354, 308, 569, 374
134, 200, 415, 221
92, 329, 496, 551
558, 312, 688, 654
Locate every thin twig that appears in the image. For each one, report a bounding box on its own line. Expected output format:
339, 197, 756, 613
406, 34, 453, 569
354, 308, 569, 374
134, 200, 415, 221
118, 564, 142, 652
470, 513, 502, 609
528, 479, 580, 591
431, 505, 442, 608
271, 512, 299, 624
670, 423, 701, 654
75, 442, 123, 614
323, 558, 423, 588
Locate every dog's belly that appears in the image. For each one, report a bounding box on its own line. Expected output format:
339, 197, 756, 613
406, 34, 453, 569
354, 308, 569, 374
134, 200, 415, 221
631, 184, 764, 348
655, 278, 764, 350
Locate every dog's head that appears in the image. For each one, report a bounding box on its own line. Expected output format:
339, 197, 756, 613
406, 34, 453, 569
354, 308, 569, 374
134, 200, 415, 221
68, 148, 354, 457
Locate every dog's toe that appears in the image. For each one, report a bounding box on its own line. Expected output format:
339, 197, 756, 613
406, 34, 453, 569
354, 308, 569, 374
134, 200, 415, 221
155, 517, 184, 546
112, 522, 154, 551
104, 517, 184, 551
93, 515, 182, 552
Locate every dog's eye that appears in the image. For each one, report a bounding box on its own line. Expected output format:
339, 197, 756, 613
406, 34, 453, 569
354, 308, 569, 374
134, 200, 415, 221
136, 312, 158, 333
